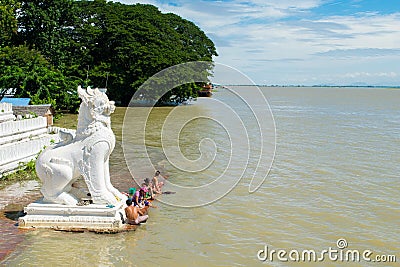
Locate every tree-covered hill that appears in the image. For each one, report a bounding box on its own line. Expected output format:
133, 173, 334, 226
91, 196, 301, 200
0, 0, 218, 111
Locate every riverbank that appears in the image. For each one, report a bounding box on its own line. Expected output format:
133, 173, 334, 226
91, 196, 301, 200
0, 179, 42, 262
0, 161, 38, 191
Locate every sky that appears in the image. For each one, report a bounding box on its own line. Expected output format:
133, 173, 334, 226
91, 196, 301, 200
118, 0, 400, 86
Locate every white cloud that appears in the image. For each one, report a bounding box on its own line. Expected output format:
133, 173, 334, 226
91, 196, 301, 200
315, 48, 400, 58
344, 72, 398, 78
117, 1, 400, 85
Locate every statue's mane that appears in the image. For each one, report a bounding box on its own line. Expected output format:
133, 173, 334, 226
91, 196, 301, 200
76, 86, 115, 138
78, 86, 107, 105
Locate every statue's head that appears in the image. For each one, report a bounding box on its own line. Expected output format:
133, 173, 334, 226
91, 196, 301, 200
77, 86, 116, 117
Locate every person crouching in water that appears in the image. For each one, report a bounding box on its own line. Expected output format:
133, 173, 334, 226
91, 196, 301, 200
134, 187, 153, 210
142, 180, 154, 200
125, 198, 148, 225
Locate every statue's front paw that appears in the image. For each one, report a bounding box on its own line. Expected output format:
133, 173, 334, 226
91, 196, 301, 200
55, 192, 79, 206
92, 192, 119, 206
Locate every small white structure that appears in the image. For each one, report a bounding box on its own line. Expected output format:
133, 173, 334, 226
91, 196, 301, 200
0, 103, 15, 123
19, 87, 127, 232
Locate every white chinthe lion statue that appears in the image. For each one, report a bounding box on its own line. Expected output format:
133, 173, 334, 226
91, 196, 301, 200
36, 86, 126, 206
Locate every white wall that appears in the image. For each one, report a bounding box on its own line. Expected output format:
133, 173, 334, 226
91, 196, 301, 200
0, 104, 61, 176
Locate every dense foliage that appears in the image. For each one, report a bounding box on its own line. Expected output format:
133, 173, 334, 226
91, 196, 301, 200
0, 0, 20, 47
0, 45, 81, 111
0, 0, 217, 110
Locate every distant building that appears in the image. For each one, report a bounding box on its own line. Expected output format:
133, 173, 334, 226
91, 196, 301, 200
13, 105, 55, 126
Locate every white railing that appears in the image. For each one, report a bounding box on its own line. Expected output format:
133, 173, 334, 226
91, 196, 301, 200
0, 117, 47, 138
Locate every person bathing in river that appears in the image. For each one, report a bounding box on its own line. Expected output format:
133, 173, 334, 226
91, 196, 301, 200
152, 171, 164, 194
133, 187, 143, 206
141, 181, 154, 200
125, 198, 148, 225
133, 187, 153, 210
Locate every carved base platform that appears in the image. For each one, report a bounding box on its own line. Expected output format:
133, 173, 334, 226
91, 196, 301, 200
18, 201, 130, 233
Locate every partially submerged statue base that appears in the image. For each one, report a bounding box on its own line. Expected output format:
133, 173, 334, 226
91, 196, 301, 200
19, 86, 128, 232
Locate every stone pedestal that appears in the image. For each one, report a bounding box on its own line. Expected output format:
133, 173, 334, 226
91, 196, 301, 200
19, 201, 128, 233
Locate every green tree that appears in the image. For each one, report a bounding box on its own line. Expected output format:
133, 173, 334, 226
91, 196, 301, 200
71, 1, 217, 105
15, 0, 218, 107
16, 0, 77, 69
0, 0, 20, 47
0, 45, 81, 112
